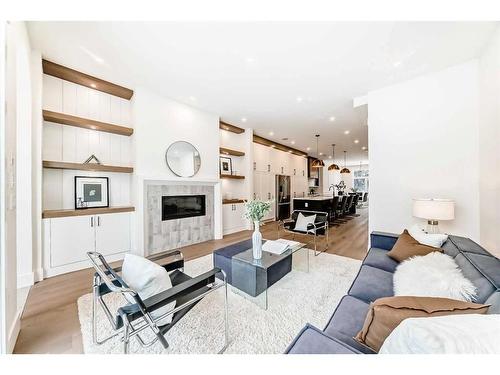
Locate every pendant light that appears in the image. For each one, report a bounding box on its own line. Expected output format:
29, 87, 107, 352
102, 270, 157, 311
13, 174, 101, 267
340, 151, 350, 174
328, 144, 340, 171
311, 134, 325, 168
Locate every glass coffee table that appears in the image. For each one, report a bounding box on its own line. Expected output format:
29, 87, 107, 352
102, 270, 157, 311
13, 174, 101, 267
229, 239, 308, 310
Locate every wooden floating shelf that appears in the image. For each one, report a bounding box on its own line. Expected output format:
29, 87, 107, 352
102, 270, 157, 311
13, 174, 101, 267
222, 199, 246, 205
42, 206, 135, 219
253, 134, 308, 157
219, 120, 245, 134
43, 160, 133, 173
43, 60, 134, 100
219, 147, 245, 157
220, 174, 245, 180
43, 110, 134, 137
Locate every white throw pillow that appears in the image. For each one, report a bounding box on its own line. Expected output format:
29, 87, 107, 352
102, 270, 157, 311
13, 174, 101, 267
294, 213, 316, 232
380, 314, 500, 354
122, 254, 175, 325
409, 224, 448, 247
393, 252, 477, 302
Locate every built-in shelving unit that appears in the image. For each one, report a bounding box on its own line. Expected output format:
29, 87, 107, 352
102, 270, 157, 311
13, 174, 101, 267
43, 160, 133, 173
42, 206, 135, 219
220, 174, 245, 180
43, 110, 134, 136
219, 147, 245, 157
41, 61, 136, 277
222, 199, 246, 205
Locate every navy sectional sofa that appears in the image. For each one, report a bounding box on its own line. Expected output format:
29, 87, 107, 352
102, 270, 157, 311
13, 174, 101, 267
286, 231, 500, 354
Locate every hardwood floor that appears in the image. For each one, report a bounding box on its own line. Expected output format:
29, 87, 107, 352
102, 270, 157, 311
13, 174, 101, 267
13, 207, 368, 354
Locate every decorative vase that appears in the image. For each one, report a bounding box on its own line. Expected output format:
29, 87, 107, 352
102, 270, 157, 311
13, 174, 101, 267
252, 220, 263, 259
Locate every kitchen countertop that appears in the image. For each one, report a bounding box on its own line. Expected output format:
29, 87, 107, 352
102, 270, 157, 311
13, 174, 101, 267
293, 195, 333, 201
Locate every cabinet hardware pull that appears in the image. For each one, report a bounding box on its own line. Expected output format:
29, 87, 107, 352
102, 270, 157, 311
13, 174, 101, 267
253, 162, 256, 170
97, 216, 100, 226
91, 217, 94, 227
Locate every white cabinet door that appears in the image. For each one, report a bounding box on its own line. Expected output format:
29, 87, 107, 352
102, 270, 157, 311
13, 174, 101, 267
223, 203, 247, 234
95, 212, 131, 256
222, 204, 234, 233
50, 216, 96, 267
254, 143, 270, 172
265, 173, 276, 220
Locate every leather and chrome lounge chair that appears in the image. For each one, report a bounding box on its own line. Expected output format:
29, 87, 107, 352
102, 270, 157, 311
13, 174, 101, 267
278, 210, 329, 256
87, 250, 229, 354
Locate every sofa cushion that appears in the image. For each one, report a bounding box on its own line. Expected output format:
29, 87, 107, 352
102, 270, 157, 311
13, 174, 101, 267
387, 230, 442, 262
454, 253, 497, 303
326, 328, 375, 354
285, 324, 361, 354
448, 235, 491, 256
348, 265, 394, 303
324, 295, 371, 337
363, 247, 399, 273
355, 296, 490, 352
485, 291, 500, 314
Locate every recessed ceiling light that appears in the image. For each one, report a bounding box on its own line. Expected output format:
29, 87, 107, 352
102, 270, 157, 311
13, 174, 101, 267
90, 83, 97, 88
319, 152, 323, 156
354, 139, 359, 144
362, 146, 367, 150
288, 150, 292, 153
189, 96, 197, 101
269, 131, 274, 136
344, 130, 350, 135
270, 144, 275, 148
328, 155, 332, 159
246, 57, 256, 63
291, 140, 295, 145
329, 116, 336, 122
241, 117, 247, 123
296, 96, 303, 103
306, 147, 311, 151
393, 61, 402, 68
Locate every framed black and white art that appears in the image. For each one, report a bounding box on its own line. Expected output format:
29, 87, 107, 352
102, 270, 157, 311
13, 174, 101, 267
75, 176, 109, 209
219, 156, 233, 175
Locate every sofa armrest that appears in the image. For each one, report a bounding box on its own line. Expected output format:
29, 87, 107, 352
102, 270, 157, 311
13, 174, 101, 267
285, 324, 362, 354
370, 231, 399, 251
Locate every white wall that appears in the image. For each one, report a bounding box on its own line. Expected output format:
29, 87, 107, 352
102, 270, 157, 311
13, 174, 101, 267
368, 61, 480, 239
478, 27, 500, 256
3, 21, 33, 354
133, 88, 219, 181
131, 88, 222, 254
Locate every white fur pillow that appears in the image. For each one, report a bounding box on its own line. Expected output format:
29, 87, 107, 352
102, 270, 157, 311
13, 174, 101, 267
122, 254, 175, 325
409, 224, 448, 248
393, 252, 477, 302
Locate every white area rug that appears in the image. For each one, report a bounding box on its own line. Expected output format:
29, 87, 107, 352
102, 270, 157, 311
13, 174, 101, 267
77, 250, 361, 354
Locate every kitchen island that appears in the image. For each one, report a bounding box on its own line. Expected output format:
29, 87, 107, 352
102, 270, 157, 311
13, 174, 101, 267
293, 195, 333, 213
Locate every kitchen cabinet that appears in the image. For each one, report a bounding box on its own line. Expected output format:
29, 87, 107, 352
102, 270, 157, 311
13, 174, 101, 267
222, 202, 248, 235
254, 142, 271, 172
253, 171, 276, 221
44, 211, 132, 276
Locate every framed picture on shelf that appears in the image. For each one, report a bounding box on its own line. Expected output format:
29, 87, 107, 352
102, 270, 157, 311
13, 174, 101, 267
219, 156, 233, 175
74, 176, 109, 209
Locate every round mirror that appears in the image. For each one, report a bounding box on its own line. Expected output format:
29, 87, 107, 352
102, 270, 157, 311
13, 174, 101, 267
165, 141, 201, 177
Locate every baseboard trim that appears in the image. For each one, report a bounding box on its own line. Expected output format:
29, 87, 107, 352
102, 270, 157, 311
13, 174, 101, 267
33, 268, 44, 283
17, 272, 34, 288
7, 310, 21, 354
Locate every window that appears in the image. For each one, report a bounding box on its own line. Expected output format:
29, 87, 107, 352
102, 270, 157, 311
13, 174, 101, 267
353, 169, 369, 192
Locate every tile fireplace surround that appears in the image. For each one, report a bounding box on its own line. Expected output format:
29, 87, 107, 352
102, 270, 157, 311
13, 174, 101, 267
146, 183, 215, 254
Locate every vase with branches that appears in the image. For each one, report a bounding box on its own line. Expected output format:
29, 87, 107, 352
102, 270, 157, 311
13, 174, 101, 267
243, 199, 272, 259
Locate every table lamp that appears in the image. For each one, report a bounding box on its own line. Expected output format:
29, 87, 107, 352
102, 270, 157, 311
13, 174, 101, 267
412, 198, 455, 234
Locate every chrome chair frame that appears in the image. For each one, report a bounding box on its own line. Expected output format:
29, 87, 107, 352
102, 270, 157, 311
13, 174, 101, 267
278, 210, 329, 256
87, 251, 229, 354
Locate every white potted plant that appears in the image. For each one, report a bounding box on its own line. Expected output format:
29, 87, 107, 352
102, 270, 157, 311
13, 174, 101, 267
243, 199, 272, 259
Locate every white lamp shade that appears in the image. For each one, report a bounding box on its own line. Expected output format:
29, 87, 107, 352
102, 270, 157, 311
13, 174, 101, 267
412, 198, 455, 221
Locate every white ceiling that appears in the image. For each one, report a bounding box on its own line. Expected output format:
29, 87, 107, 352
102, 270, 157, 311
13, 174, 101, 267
27, 22, 497, 164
